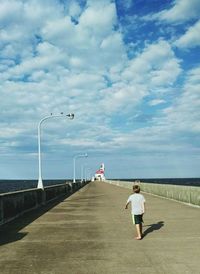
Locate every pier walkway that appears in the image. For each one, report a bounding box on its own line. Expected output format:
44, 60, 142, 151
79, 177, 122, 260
0, 181, 200, 274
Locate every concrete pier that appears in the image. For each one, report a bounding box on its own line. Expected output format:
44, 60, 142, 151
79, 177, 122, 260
0, 181, 200, 274
0, 181, 87, 225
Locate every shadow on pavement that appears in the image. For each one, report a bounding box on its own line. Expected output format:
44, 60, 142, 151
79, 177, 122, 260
0, 195, 70, 246
143, 221, 164, 238
0, 232, 28, 245
68, 194, 105, 201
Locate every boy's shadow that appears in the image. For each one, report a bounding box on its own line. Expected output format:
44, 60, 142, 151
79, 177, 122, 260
143, 221, 164, 238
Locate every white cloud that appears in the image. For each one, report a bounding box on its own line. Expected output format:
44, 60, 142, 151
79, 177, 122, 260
0, 0, 23, 24
156, 0, 200, 23
97, 64, 200, 154
65, 72, 105, 90
175, 20, 200, 48
158, 66, 200, 133
4, 43, 67, 79
79, 2, 117, 36
0, 0, 124, 154
149, 99, 166, 106
186, 67, 200, 83
100, 83, 147, 113
122, 40, 181, 87
0, 1, 181, 129
68, 1, 82, 18
39, 2, 122, 73
0, 128, 24, 139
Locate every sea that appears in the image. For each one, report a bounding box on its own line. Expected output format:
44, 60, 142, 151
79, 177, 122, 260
0, 179, 71, 194
0, 178, 199, 194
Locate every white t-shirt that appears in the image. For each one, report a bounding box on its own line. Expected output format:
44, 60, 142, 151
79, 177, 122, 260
127, 193, 145, 215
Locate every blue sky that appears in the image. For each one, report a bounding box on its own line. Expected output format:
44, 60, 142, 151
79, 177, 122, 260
0, 0, 200, 179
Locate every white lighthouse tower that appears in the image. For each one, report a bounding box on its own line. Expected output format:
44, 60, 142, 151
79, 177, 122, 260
94, 163, 105, 181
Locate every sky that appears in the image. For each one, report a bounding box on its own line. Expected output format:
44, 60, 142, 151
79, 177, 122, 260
0, 0, 200, 180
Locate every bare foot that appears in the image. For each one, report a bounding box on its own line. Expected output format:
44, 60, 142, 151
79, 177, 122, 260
134, 236, 142, 240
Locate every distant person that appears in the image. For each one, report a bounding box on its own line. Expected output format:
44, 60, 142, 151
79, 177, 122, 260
125, 185, 146, 240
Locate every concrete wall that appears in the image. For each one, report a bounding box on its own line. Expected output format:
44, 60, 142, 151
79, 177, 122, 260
105, 180, 200, 206
0, 181, 89, 226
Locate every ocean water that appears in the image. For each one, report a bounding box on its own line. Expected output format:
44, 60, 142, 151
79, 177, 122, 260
0, 179, 71, 194
119, 178, 200, 187
0, 178, 199, 194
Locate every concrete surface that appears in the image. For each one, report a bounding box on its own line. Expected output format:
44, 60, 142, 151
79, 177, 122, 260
0, 181, 200, 274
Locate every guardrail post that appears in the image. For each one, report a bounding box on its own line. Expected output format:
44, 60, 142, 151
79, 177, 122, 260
0, 197, 3, 225
189, 188, 191, 204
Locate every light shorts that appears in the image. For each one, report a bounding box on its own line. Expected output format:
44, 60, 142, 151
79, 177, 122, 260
132, 214, 143, 225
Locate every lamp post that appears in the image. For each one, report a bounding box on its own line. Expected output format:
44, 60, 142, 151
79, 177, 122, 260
84, 166, 91, 181
87, 168, 92, 181
81, 164, 89, 182
37, 113, 74, 189
81, 164, 84, 183
73, 153, 87, 183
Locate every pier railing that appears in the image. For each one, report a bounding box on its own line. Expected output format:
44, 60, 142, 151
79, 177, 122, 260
0, 181, 89, 226
105, 180, 200, 206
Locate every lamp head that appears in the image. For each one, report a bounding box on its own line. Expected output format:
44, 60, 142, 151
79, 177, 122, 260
67, 113, 75, 120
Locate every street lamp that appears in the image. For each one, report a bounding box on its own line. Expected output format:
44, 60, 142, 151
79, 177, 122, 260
81, 164, 84, 183
73, 153, 88, 183
81, 163, 89, 183
37, 113, 74, 189
84, 166, 91, 181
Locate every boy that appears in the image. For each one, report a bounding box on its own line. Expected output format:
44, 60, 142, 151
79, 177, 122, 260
125, 185, 146, 240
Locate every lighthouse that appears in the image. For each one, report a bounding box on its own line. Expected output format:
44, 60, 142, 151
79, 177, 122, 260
94, 163, 105, 181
